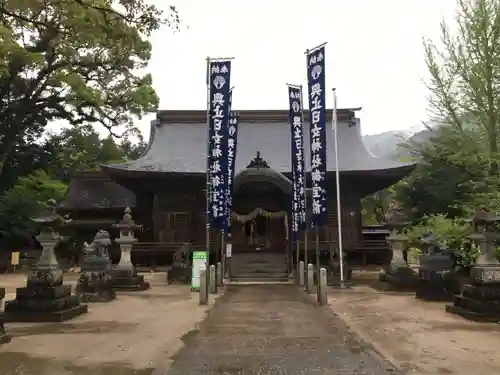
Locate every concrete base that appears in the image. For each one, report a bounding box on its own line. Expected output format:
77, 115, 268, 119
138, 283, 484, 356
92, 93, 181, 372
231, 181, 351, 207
79, 291, 116, 303
5, 304, 88, 323
113, 268, 150, 291
416, 270, 459, 301
114, 281, 150, 291
0, 333, 10, 344
446, 283, 500, 322
4, 283, 88, 322
445, 303, 500, 323
379, 264, 418, 291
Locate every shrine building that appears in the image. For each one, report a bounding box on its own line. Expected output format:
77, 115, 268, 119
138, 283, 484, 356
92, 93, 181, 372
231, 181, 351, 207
58, 109, 415, 268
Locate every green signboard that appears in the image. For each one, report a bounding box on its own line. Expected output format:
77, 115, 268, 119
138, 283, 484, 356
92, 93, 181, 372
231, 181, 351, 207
191, 251, 208, 290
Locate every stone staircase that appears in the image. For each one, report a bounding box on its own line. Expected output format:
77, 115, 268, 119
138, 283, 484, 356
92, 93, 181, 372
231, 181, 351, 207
230, 251, 289, 283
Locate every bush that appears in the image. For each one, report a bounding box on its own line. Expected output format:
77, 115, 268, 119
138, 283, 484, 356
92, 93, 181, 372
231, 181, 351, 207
405, 214, 476, 269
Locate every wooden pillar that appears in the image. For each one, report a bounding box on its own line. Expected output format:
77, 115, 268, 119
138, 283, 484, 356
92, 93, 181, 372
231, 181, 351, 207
135, 193, 154, 242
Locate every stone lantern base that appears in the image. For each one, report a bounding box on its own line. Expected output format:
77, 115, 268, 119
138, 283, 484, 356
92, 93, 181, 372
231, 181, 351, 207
76, 271, 116, 302
0, 288, 11, 344
113, 268, 150, 291
327, 259, 352, 286
446, 265, 500, 322
416, 254, 460, 301
379, 264, 418, 290
4, 272, 88, 322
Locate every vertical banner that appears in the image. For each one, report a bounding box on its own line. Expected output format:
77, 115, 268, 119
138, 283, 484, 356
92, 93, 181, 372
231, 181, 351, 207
225, 110, 239, 232
208, 60, 232, 229
306, 46, 328, 226
288, 85, 306, 240
224, 88, 238, 232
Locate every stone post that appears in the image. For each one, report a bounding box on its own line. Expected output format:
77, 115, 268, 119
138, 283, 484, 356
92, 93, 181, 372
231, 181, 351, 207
113, 207, 150, 291
0, 288, 10, 344
199, 268, 208, 305
416, 232, 457, 301
378, 208, 417, 290
447, 208, 500, 321
4, 199, 88, 322
306, 263, 314, 294
209, 265, 217, 294
318, 268, 328, 306
76, 230, 116, 302
216, 262, 223, 286
298, 261, 305, 286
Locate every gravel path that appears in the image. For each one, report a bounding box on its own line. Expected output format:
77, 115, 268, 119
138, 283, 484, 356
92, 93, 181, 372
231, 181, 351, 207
164, 285, 399, 375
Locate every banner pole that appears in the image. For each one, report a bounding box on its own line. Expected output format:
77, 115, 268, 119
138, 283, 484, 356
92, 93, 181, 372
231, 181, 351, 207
205, 57, 211, 268
315, 225, 320, 301
332, 88, 345, 287
299, 83, 309, 282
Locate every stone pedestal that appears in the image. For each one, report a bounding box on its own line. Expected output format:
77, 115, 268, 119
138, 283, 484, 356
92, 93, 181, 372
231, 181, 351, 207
446, 209, 500, 321
113, 208, 150, 291
0, 288, 10, 344
113, 244, 150, 291
327, 258, 352, 286
4, 230, 88, 322
76, 230, 116, 302
416, 233, 459, 301
446, 265, 500, 321
167, 243, 191, 284
379, 233, 418, 290
417, 254, 459, 301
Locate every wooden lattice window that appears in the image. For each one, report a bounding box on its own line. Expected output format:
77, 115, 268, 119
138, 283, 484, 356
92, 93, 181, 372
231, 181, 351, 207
157, 212, 192, 242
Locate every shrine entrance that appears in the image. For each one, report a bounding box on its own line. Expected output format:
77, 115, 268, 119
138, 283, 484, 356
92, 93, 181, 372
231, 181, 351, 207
231, 152, 292, 254
231, 208, 288, 252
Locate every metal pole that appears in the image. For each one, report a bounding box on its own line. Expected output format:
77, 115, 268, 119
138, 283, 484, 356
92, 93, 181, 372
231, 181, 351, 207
332, 88, 345, 287
220, 230, 225, 282
315, 225, 320, 301
205, 57, 211, 291
299, 83, 309, 288
304, 42, 328, 55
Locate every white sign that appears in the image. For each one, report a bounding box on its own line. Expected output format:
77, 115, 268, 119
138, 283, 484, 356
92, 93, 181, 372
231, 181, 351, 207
226, 243, 232, 258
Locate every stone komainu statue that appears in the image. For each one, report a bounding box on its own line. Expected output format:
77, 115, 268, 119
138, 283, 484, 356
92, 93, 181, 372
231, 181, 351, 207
167, 242, 192, 285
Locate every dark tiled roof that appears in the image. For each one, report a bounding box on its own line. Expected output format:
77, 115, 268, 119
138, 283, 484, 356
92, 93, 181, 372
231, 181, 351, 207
58, 171, 136, 210
102, 109, 415, 175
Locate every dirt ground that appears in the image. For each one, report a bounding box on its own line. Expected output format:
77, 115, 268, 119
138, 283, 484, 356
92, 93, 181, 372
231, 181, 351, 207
0, 272, 222, 375
328, 271, 500, 375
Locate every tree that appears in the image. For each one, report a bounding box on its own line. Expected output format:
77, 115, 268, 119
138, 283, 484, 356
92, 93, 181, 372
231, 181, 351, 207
396, 125, 488, 222
0, 0, 179, 184
0, 170, 67, 249
43, 124, 143, 181
424, 0, 500, 175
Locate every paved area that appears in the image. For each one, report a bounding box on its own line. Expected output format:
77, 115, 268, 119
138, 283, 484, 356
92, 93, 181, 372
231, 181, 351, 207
163, 285, 398, 375
0, 273, 222, 375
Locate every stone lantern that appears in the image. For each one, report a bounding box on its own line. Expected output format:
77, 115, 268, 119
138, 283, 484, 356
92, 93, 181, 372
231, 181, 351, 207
76, 230, 116, 302
112, 207, 150, 291
0, 287, 10, 344
416, 232, 458, 301
446, 208, 500, 321
4, 199, 88, 322
378, 208, 417, 289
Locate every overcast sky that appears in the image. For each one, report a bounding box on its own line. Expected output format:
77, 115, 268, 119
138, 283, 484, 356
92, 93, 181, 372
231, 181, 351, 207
111, 0, 458, 137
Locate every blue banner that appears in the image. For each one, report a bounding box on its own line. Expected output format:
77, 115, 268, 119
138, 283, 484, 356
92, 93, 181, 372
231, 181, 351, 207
306, 46, 328, 226
288, 85, 306, 241
224, 109, 239, 232
208, 60, 232, 228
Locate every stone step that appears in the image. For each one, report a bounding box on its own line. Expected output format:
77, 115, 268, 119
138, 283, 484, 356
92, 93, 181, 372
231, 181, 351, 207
230, 275, 290, 283
231, 263, 288, 269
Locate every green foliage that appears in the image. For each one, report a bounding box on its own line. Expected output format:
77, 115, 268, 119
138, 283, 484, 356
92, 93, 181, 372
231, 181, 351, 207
405, 214, 477, 269
396, 125, 488, 222
361, 187, 395, 225
0, 0, 178, 183
0, 170, 67, 248
43, 124, 146, 181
